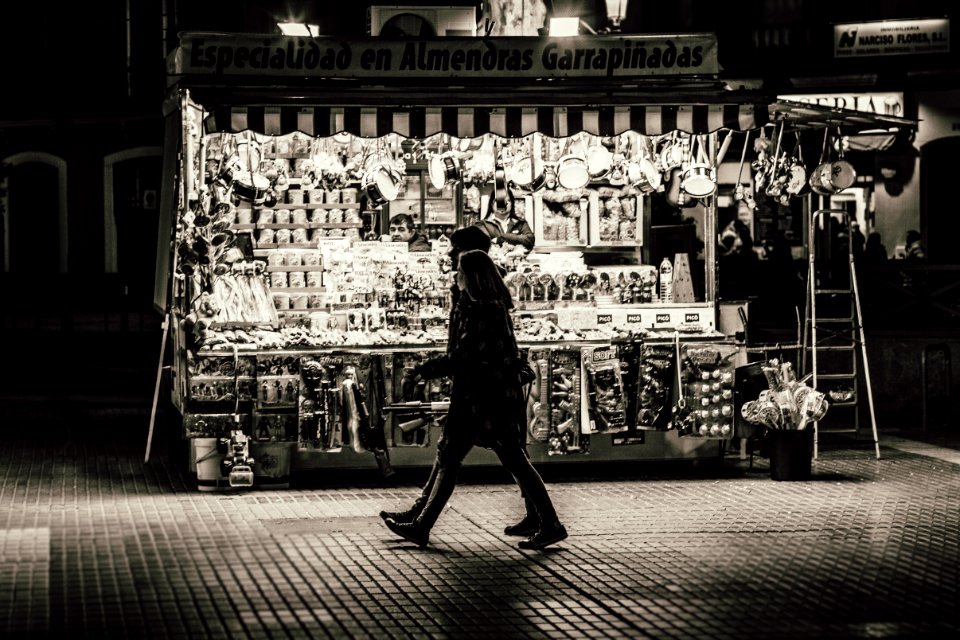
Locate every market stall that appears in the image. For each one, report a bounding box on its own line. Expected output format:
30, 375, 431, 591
157, 31, 913, 489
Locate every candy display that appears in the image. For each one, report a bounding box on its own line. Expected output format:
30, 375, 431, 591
740, 360, 829, 430
590, 186, 640, 245
671, 342, 739, 439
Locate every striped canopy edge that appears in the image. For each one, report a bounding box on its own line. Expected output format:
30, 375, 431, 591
203, 104, 766, 139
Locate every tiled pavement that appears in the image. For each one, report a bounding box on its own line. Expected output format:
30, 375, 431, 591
1, 419, 959, 639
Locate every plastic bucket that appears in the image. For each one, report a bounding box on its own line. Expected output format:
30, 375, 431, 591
768, 429, 814, 481
250, 442, 295, 489
194, 437, 226, 492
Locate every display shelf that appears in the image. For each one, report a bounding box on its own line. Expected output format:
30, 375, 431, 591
255, 243, 321, 249
265, 265, 325, 272
258, 202, 362, 210
252, 222, 363, 230
270, 287, 326, 294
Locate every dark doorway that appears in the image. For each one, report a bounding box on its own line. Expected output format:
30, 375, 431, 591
921, 137, 960, 264
7, 162, 60, 273
113, 156, 162, 307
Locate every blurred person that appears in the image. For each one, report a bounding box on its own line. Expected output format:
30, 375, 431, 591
864, 232, 888, 263
850, 221, 866, 260
904, 229, 927, 262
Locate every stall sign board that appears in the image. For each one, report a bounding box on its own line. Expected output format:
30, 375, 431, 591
171, 34, 718, 79
834, 18, 950, 57
779, 92, 905, 117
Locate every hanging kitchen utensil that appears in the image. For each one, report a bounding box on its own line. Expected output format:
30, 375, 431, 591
665, 134, 694, 208
428, 134, 461, 190
715, 130, 733, 168
733, 130, 757, 209
556, 133, 590, 190
827, 126, 856, 193
809, 128, 834, 196
626, 134, 661, 194
362, 137, 404, 208
680, 134, 717, 198
232, 131, 270, 205
763, 122, 786, 198
785, 132, 809, 198
492, 139, 510, 211
586, 134, 613, 181
509, 134, 546, 192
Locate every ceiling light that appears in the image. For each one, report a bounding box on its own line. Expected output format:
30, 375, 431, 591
277, 22, 320, 37
604, 0, 625, 32
549, 17, 580, 37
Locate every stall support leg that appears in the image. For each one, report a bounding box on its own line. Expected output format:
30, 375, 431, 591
145, 313, 170, 463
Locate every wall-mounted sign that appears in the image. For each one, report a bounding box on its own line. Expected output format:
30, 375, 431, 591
834, 18, 949, 58
170, 33, 719, 79
779, 92, 904, 117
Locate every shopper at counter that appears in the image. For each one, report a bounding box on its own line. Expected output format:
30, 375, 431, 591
388, 213, 432, 252
477, 191, 535, 250
381, 249, 566, 551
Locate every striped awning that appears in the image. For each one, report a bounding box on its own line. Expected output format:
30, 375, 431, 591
203, 104, 765, 139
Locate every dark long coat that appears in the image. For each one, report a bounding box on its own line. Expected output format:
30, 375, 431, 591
417, 296, 527, 448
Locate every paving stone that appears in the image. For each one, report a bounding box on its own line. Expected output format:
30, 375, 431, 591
1, 430, 959, 638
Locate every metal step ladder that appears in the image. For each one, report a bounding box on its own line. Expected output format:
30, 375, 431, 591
802, 209, 880, 460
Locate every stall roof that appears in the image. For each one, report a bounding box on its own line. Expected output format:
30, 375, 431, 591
199, 102, 766, 138
769, 99, 917, 134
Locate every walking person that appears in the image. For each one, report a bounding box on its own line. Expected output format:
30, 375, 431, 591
380, 249, 566, 550
380, 225, 541, 539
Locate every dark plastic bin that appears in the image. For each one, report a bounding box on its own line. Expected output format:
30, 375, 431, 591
768, 429, 814, 481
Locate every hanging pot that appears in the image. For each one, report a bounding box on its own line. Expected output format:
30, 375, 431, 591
362, 163, 404, 207
827, 159, 856, 193
586, 141, 613, 181
809, 162, 831, 195
681, 163, 717, 198
429, 152, 461, 190
679, 136, 716, 198
232, 171, 271, 205
509, 154, 546, 192
556, 154, 589, 190
628, 155, 662, 194
659, 137, 686, 172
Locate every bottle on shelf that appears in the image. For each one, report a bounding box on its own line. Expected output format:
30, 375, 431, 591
659, 257, 673, 303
